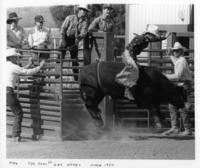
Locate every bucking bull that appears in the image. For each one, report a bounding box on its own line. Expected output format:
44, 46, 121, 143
78, 61, 186, 128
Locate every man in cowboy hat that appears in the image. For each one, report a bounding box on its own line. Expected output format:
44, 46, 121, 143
115, 25, 170, 100
7, 12, 26, 48
28, 15, 51, 59
89, 4, 115, 32
162, 41, 193, 136
6, 48, 45, 142
28, 15, 51, 50
58, 4, 90, 81
126, 24, 170, 61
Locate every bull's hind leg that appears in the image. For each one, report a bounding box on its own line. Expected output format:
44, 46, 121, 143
80, 86, 104, 127
149, 106, 163, 128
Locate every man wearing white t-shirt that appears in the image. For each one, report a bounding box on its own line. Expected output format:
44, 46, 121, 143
28, 15, 51, 60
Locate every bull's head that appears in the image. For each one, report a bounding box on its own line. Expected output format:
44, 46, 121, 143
169, 85, 187, 109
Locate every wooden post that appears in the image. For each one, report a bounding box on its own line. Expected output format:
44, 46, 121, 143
90, 32, 114, 62
90, 32, 115, 130
83, 33, 91, 65
189, 35, 194, 58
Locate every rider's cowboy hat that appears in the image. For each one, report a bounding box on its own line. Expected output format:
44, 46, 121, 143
6, 48, 22, 58
35, 15, 45, 22
171, 42, 186, 51
77, 4, 90, 12
7, 12, 22, 24
103, 4, 113, 10
145, 24, 160, 37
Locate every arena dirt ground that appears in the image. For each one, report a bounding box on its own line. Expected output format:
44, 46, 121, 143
6, 129, 195, 160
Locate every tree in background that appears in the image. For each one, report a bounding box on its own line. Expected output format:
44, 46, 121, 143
50, 5, 75, 27
111, 4, 126, 57
88, 4, 102, 23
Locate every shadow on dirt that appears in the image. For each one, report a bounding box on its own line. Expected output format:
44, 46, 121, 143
128, 135, 195, 141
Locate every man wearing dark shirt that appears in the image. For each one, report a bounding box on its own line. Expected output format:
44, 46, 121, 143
88, 4, 114, 33
58, 5, 90, 81
7, 12, 26, 48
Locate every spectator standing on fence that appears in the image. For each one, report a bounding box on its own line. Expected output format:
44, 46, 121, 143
115, 24, 170, 100
28, 15, 51, 60
162, 42, 193, 136
6, 48, 45, 142
7, 12, 26, 48
88, 4, 114, 33
58, 4, 90, 81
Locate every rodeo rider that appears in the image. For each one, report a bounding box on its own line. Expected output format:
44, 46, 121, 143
115, 24, 170, 100
6, 48, 45, 142
162, 42, 193, 136
58, 4, 90, 81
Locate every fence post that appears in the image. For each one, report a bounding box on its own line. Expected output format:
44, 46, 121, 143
90, 32, 114, 62
83, 33, 91, 65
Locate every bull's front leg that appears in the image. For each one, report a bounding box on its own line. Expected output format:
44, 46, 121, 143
85, 104, 104, 128
80, 86, 104, 128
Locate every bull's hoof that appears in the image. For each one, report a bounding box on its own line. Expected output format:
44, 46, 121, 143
94, 118, 104, 128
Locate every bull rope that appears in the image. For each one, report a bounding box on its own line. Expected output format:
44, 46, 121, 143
97, 62, 104, 91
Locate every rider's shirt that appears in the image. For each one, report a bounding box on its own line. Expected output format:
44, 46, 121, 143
115, 49, 139, 87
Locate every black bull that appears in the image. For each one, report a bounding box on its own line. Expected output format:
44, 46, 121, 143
78, 61, 186, 128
